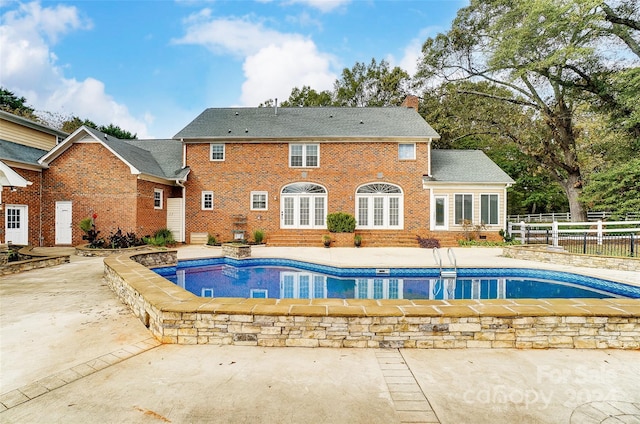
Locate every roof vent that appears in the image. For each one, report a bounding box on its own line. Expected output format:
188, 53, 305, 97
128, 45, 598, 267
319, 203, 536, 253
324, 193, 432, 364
245, 128, 248, 133
360, 120, 364, 124
329, 114, 333, 118
235, 111, 239, 116
228, 129, 231, 133
104, 134, 108, 139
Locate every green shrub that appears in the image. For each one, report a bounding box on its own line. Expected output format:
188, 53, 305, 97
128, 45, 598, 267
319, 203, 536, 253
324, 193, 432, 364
326, 212, 356, 233
79, 217, 93, 233
207, 234, 217, 246
143, 228, 175, 247
253, 229, 265, 244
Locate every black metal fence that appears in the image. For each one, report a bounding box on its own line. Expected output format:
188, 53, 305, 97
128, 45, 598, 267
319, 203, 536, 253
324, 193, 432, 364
521, 230, 638, 257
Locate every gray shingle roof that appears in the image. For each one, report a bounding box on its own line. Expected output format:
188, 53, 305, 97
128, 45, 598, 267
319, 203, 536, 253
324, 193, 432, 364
0, 139, 47, 166
430, 150, 514, 183
174, 107, 440, 140
82, 127, 187, 180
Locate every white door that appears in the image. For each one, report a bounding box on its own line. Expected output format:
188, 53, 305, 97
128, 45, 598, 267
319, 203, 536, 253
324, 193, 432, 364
433, 195, 448, 230
55, 201, 73, 245
5, 205, 28, 245
167, 198, 185, 242
280, 195, 326, 229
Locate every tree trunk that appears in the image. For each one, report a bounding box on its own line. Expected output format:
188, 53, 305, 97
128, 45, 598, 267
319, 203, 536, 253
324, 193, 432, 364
559, 173, 586, 222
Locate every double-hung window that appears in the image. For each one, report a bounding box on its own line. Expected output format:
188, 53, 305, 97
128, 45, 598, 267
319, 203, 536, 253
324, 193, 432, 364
398, 143, 416, 160
202, 191, 214, 210
210, 144, 225, 161
154, 189, 163, 209
454, 194, 473, 225
251, 191, 268, 210
480, 194, 499, 225
289, 144, 319, 167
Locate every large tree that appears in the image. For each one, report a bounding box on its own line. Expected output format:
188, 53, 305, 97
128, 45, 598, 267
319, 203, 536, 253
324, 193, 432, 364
0, 87, 39, 121
417, 0, 639, 221
334, 58, 410, 107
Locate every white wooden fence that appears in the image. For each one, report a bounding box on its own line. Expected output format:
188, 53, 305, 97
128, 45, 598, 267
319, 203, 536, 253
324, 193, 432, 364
507, 220, 640, 257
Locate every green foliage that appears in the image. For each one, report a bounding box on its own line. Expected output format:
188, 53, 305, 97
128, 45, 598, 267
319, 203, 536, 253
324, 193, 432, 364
334, 58, 409, 107
252, 229, 265, 244
60, 115, 136, 139
581, 158, 640, 218
0, 87, 38, 121
326, 212, 356, 233
458, 239, 519, 247
207, 234, 217, 246
354, 234, 362, 246
143, 228, 175, 247
79, 218, 93, 233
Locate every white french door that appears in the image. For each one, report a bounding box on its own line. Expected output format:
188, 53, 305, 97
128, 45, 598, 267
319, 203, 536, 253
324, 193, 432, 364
5, 205, 28, 245
280, 183, 327, 229
281, 195, 326, 229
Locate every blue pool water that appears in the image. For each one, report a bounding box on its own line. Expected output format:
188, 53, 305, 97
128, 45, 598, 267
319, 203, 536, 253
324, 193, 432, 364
153, 258, 640, 301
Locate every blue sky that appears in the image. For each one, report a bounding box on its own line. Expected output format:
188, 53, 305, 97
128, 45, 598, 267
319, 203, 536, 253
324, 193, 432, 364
1, 0, 466, 138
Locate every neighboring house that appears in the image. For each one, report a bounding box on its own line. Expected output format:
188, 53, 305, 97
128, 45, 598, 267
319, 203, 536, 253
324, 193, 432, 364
0, 97, 514, 247
0, 110, 66, 245
38, 126, 188, 246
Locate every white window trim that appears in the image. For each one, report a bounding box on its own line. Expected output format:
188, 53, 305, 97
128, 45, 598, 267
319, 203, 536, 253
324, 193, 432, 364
480, 193, 500, 226
250, 191, 268, 211
398, 143, 416, 160
154, 188, 163, 210
202, 191, 214, 210
454, 193, 473, 225
210, 143, 225, 161
289, 144, 320, 168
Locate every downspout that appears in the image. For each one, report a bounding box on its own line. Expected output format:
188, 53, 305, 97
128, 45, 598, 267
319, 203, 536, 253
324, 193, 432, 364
176, 179, 186, 243
39, 171, 43, 246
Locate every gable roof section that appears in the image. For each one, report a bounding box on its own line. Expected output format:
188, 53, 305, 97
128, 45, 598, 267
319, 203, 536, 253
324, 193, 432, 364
0, 160, 31, 187
0, 139, 47, 167
39, 126, 188, 182
428, 150, 514, 184
174, 107, 440, 140
0, 110, 68, 139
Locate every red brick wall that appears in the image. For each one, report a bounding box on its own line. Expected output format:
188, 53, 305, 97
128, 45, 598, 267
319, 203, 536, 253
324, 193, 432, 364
0, 168, 42, 245
135, 180, 181, 238
42, 143, 140, 246
184, 142, 431, 242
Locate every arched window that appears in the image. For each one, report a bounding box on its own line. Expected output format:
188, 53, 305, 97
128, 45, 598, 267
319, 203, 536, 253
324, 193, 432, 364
280, 183, 327, 229
355, 183, 403, 229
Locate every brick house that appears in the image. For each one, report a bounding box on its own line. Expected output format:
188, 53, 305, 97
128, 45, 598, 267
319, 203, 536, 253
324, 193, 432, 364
1, 97, 513, 247
38, 126, 188, 246
175, 99, 513, 246
0, 110, 66, 245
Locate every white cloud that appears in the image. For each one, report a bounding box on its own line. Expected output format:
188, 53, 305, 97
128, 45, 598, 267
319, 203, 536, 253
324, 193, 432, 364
175, 14, 338, 106
241, 39, 336, 105
284, 0, 351, 13
388, 26, 443, 77
0, 2, 152, 138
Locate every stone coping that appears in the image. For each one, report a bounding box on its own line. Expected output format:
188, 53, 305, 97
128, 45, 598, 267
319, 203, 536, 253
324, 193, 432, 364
0, 246, 70, 276
76, 244, 152, 257
104, 250, 640, 319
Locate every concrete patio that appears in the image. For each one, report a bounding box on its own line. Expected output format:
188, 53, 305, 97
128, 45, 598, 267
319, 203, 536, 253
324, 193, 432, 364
1, 246, 639, 423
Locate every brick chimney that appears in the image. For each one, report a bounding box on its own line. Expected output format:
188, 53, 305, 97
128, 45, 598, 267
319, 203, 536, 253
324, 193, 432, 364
401, 95, 419, 111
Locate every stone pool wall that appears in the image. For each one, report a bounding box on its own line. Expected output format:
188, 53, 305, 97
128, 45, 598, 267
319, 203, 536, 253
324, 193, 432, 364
103, 251, 640, 349
503, 245, 640, 272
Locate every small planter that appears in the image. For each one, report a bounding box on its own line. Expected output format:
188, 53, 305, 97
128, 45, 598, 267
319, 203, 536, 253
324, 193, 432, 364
222, 243, 251, 259
322, 235, 331, 248
354, 235, 362, 248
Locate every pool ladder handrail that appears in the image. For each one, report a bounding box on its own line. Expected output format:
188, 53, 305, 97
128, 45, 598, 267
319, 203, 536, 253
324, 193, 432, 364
432, 247, 457, 278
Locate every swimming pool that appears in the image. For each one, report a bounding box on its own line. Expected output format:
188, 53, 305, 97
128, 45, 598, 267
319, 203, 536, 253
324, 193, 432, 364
154, 257, 640, 300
